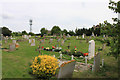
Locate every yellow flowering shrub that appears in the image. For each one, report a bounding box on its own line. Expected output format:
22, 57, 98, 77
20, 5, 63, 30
29, 55, 59, 78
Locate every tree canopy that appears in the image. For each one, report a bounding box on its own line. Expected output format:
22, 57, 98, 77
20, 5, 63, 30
2, 27, 12, 36
51, 26, 61, 35
40, 28, 48, 35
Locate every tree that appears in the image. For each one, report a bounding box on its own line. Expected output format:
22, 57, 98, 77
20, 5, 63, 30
68, 30, 75, 36
22, 30, 27, 35
2, 27, 12, 36
40, 28, 47, 35
100, 0, 120, 58
62, 29, 68, 35
29, 32, 35, 36
12, 32, 22, 36
51, 26, 61, 35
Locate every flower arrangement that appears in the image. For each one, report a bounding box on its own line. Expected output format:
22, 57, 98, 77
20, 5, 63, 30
15, 43, 19, 49
83, 53, 88, 56
29, 55, 59, 79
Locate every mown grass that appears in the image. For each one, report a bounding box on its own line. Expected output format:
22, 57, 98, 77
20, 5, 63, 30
2, 36, 118, 78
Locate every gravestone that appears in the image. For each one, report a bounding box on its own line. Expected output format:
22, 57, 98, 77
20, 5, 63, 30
103, 35, 105, 38
60, 34, 63, 38
102, 59, 104, 67
58, 60, 76, 78
85, 56, 87, 65
23, 35, 27, 39
61, 40, 64, 46
49, 38, 53, 43
29, 35, 31, 37
86, 38, 89, 43
29, 39, 31, 43
93, 52, 100, 72
13, 40, 16, 44
31, 39, 35, 46
9, 43, 15, 51
102, 43, 106, 50
92, 32, 95, 37
67, 34, 70, 38
88, 40, 95, 59
60, 54, 62, 59
26, 36, 29, 40
57, 38, 60, 42
82, 34, 85, 39
76, 36, 78, 39
71, 55, 74, 60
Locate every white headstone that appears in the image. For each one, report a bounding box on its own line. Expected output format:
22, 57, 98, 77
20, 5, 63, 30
13, 40, 16, 44
82, 34, 85, 39
71, 55, 74, 60
60, 54, 62, 59
88, 40, 95, 59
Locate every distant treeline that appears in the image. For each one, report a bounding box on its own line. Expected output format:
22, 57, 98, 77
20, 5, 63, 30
1, 26, 101, 37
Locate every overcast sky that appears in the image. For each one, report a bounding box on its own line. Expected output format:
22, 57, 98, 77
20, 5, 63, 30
0, 0, 119, 34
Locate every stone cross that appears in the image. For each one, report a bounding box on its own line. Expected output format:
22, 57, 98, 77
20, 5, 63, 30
88, 40, 95, 59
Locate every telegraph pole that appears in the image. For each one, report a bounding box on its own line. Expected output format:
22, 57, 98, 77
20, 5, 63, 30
29, 19, 32, 33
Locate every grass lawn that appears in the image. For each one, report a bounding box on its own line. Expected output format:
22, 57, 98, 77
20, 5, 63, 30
2, 36, 119, 78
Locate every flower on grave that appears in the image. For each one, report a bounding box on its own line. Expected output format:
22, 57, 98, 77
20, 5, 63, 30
83, 53, 88, 56
46, 47, 49, 50
15, 43, 19, 48
52, 46, 55, 49
30, 55, 59, 79
67, 49, 70, 52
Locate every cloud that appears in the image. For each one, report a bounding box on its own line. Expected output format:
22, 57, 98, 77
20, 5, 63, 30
1, 13, 14, 19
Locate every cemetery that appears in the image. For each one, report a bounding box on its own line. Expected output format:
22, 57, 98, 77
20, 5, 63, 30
1, 34, 119, 79
0, 0, 119, 79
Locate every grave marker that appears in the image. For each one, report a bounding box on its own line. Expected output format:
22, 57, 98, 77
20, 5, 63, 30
60, 54, 62, 59
9, 43, 15, 51
88, 40, 95, 59
58, 60, 76, 78
71, 55, 74, 60
31, 39, 35, 46
13, 40, 16, 44
93, 52, 100, 72
82, 33, 85, 39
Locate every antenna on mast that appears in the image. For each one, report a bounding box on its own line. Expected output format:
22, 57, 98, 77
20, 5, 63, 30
29, 19, 32, 33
